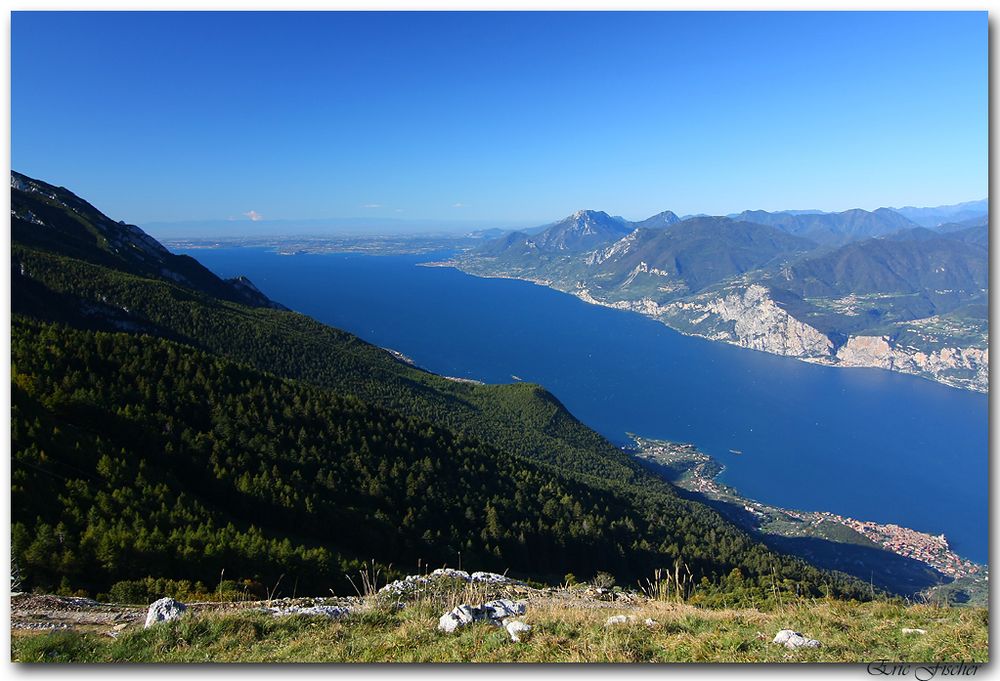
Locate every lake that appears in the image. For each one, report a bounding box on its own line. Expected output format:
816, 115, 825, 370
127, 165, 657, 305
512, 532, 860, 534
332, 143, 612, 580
184, 247, 988, 563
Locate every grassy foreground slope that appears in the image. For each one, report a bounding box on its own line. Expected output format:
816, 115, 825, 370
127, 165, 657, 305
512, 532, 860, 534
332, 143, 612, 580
12, 597, 987, 663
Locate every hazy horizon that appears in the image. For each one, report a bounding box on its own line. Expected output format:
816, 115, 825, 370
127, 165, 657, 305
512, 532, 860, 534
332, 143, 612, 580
137, 195, 989, 240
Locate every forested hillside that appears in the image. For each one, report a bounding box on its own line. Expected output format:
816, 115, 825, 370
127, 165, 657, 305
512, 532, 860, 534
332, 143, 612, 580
10, 171, 871, 602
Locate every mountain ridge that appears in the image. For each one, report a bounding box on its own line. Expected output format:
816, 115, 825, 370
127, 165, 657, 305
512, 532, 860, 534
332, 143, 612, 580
11, 171, 286, 311
453, 201, 988, 392
889, 199, 988, 228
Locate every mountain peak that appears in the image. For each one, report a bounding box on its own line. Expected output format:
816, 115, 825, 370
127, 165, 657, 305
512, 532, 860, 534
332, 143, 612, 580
534, 210, 631, 251
570, 209, 611, 221
633, 210, 680, 230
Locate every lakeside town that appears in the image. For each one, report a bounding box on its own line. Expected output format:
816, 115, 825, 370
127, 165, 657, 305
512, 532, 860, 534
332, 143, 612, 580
630, 437, 984, 583
809, 513, 983, 580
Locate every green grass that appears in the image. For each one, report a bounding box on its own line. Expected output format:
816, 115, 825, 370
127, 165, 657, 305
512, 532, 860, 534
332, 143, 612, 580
12, 599, 987, 663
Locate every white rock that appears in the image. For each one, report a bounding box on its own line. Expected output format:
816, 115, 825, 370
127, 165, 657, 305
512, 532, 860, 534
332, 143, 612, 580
379, 574, 430, 596
505, 620, 532, 642
380, 569, 520, 598
772, 629, 821, 649
482, 599, 526, 619
470, 571, 517, 584
705, 285, 834, 358
144, 597, 187, 628
902, 628, 927, 635
438, 604, 480, 633
644, 618, 659, 627
266, 605, 350, 619
772, 629, 794, 644
431, 568, 471, 581
438, 599, 529, 634
605, 615, 637, 627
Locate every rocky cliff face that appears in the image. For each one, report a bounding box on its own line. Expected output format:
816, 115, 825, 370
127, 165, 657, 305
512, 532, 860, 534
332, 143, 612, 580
450, 257, 987, 392
572, 282, 987, 392
700, 285, 834, 358
650, 284, 833, 359
663, 285, 988, 392
836, 335, 988, 392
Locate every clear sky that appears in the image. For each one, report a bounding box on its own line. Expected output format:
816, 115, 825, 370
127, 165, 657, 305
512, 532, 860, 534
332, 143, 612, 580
12, 11, 987, 229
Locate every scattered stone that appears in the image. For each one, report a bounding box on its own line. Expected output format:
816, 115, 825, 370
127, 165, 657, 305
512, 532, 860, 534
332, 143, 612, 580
144, 598, 187, 628
505, 620, 532, 642
438, 604, 481, 634
437, 599, 529, 635
12, 622, 71, 631
902, 628, 927, 635
644, 618, 659, 627
605, 615, 637, 627
265, 605, 350, 619
482, 599, 526, 619
772, 629, 821, 649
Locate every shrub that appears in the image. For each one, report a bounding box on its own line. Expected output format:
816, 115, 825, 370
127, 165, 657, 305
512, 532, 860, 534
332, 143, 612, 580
591, 571, 616, 589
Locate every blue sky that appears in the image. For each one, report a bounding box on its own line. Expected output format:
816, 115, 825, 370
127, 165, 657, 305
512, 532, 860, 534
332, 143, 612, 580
12, 11, 987, 229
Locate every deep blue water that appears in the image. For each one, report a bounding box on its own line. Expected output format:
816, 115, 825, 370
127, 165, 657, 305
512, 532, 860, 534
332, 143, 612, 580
185, 248, 988, 563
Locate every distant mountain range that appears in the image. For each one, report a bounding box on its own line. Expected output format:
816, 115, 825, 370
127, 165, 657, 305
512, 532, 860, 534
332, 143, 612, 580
889, 199, 989, 228
483, 199, 986, 251
726, 208, 919, 246
452, 199, 988, 391
772, 231, 988, 299
582, 216, 815, 295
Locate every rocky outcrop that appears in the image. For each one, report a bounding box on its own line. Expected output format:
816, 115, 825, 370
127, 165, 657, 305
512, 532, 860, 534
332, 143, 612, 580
836, 335, 988, 392
438, 598, 528, 639
700, 285, 833, 358
646, 284, 986, 391
144, 597, 186, 628
576, 290, 670, 318
772, 629, 821, 649
265, 604, 350, 619
380, 569, 520, 598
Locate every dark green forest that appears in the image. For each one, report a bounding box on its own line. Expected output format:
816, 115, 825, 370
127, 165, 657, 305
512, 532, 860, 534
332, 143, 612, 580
10, 171, 873, 602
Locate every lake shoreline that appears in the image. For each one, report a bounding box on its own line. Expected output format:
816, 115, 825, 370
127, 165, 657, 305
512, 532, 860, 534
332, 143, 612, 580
425, 259, 987, 395
628, 435, 987, 603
